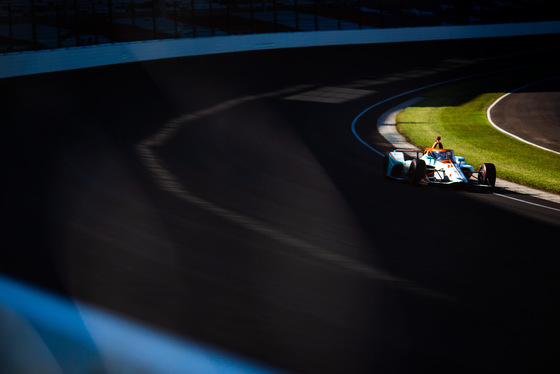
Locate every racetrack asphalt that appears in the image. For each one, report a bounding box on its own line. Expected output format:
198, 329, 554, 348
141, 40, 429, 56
376, 96, 560, 206
489, 76, 560, 153
2, 34, 560, 373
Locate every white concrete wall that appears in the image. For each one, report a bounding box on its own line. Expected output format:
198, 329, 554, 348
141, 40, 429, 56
1, 21, 559, 78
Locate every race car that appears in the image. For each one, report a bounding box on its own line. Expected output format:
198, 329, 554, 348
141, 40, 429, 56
383, 147, 496, 189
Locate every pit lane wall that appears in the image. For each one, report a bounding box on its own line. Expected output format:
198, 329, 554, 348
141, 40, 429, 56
1, 20, 560, 79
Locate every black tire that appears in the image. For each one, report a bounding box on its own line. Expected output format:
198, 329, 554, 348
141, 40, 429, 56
383, 153, 390, 178
408, 159, 426, 186
478, 163, 496, 187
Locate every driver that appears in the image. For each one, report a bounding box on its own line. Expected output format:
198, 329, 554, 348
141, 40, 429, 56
435, 151, 447, 160
432, 136, 443, 149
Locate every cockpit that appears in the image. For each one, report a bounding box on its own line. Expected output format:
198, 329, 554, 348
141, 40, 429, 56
426, 149, 455, 162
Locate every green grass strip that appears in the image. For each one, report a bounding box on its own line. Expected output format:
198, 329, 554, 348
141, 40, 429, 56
396, 65, 560, 195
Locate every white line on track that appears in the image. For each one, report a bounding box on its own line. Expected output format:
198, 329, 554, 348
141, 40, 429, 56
351, 71, 491, 156
493, 193, 560, 213
486, 75, 560, 156
136, 86, 449, 299
351, 70, 560, 211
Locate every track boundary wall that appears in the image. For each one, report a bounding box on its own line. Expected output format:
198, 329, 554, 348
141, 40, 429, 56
1, 21, 560, 79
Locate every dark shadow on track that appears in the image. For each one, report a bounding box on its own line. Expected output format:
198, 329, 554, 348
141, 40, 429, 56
2, 35, 560, 374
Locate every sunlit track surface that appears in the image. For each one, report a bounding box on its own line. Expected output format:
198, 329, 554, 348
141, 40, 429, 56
3, 36, 560, 373
489, 76, 560, 154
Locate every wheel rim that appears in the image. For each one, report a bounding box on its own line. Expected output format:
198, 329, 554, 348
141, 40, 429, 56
479, 165, 486, 184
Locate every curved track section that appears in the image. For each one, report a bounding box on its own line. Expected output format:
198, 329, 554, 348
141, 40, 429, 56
3, 36, 560, 373
488, 76, 560, 154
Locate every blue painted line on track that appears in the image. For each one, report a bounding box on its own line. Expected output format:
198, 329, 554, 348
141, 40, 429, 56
350, 65, 549, 156
352, 66, 560, 209
351, 77, 469, 157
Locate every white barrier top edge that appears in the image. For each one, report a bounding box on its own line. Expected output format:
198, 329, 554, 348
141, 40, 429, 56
1, 21, 560, 79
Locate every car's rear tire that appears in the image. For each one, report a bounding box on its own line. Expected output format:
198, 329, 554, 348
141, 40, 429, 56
383, 153, 390, 178
478, 163, 496, 187
408, 159, 426, 186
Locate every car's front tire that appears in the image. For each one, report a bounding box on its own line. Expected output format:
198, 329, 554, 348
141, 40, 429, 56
478, 163, 496, 187
408, 159, 426, 186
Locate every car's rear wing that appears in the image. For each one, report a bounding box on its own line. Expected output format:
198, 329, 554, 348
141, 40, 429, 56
394, 149, 423, 158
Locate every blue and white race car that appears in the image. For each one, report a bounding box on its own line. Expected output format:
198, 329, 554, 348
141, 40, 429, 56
383, 147, 496, 188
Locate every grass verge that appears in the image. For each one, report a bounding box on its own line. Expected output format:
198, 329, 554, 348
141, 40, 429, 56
396, 65, 560, 195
